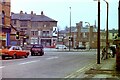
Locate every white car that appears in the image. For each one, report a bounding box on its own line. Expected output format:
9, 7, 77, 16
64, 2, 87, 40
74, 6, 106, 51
55, 44, 67, 49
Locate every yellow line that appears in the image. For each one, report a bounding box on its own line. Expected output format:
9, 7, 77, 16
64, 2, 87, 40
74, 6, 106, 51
64, 61, 96, 78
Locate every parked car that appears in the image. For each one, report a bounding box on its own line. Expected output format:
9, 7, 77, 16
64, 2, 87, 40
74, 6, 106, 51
30, 45, 44, 56
55, 44, 67, 49
0, 46, 29, 59
74, 46, 86, 49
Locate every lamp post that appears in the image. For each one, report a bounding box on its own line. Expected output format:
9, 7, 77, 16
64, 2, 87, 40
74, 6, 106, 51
94, 0, 101, 64
69, 7, 71, 51
97, 0, 101, 64
85, 22, 91, 49
118, 0, 120, 37
103, 0, 109, 59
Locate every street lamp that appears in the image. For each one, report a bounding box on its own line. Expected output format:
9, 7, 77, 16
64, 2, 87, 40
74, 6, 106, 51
85, 22, 91, 49
94, 0, 101, 64
69, 7, 71, 51
103, 0, 109, 59
118, 0, 120, 37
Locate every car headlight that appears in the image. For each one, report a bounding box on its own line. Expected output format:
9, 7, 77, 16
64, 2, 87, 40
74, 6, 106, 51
1, 53, 8, 55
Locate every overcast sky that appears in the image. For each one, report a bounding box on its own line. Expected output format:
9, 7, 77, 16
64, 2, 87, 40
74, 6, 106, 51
11, 0, 119, 30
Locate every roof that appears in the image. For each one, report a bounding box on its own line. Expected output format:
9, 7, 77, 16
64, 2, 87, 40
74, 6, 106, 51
31, 15, 56, 22
11, 13, 57, 22
65, 26, 97, 33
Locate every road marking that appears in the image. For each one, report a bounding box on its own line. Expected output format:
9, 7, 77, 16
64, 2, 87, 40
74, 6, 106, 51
64, 61, 96, 78
46, 56, 58, 60
18, 60, 40, 65
0, 66, 5, 69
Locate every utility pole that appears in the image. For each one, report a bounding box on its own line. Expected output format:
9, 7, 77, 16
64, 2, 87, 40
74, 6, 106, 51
103, 0, 109, 59
97, 0, 100, 64
118, 0, 120, 37
69, 7, 71, 51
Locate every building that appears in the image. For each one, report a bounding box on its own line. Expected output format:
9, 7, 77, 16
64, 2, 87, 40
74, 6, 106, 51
60, 21, 98, 49
59, 21, 118, 49
0, 0, 11, 47
11, 11, 58, 47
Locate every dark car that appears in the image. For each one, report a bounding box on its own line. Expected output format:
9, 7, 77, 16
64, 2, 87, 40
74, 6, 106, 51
74, 46, 86, 50
30, 45, 44, 56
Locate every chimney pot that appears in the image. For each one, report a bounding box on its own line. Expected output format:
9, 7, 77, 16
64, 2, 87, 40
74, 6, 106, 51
20, 11, 23, 14
41, 11, 43, 15
31, 11, 33, 14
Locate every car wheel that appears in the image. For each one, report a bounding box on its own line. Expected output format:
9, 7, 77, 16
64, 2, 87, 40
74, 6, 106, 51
12, 54, 17, 59
24, 54, 28, 58
2, 56, 5, 60
31, 52, 34, 56
40, 52, 44, 56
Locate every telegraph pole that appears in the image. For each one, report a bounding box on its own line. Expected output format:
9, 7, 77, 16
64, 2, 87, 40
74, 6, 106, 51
97, 0, 100, 64
118, 0, 120, 37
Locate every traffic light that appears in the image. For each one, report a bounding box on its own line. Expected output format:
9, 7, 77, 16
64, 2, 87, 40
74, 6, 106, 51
16, 32, 19, 39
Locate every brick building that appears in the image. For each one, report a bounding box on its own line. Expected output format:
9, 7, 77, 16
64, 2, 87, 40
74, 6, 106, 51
60, 21, 98, 49
0, 0, 11, 47
59, 21, 117, 49
11, 11, 58, 47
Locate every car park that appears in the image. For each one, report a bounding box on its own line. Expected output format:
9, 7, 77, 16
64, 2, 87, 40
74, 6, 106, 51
0, 46, 29, 59
55, 44, 67, 49
30, 45, 44, 56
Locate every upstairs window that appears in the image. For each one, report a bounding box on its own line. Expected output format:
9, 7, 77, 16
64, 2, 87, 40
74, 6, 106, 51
20, 21, 28, 27
2, 11, 5, 25
13, 20, 17, 25
42, 31, 50, 37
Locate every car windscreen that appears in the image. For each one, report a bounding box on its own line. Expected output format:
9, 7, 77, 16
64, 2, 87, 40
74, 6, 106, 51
33, 45, 43, 48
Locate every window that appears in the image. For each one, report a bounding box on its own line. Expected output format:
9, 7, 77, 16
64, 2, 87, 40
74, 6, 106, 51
42, 31, 50, 37
2, 11, 5, 25
32, 22, 38, 27
30, 37, 38, 44
31, 31, 38, 36
13, 20, 17, 25
83, 33, 87, 38
43, 22, 50, 27
20, 21, 28, 27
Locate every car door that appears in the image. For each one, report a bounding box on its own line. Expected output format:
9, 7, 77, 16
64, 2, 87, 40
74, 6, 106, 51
15, 46, 21, 56
19, 47, 26, 56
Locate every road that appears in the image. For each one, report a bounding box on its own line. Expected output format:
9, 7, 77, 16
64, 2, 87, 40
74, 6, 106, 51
1, 50, 97, 78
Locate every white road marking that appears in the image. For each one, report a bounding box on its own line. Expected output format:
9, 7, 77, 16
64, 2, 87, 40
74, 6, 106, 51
18, 60, 40, 65
0, 66, 5, 69
46, 56, 58, 60
18, 56, 58, 65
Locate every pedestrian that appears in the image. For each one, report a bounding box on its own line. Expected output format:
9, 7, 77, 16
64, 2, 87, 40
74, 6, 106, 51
101, 47, 106, 60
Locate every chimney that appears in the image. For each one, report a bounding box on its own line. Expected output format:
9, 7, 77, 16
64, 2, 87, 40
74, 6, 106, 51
20, 11, 23, 14
79, 21, 83, 27
41, 11, 44, 15
11, 12, 14, 15
25, 12, 27, 14
31, 11, 33, 15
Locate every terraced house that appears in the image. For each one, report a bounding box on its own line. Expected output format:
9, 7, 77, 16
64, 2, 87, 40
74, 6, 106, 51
11, 11, 58, 47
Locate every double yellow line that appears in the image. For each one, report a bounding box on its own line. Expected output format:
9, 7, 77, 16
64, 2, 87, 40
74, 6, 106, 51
64, 61, 96, 79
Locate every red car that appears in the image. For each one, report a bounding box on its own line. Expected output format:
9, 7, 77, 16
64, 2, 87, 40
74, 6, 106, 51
0, 46, 29, 59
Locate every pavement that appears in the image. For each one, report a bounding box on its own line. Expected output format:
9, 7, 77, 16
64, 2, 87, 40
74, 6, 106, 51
82, 57, 120, 80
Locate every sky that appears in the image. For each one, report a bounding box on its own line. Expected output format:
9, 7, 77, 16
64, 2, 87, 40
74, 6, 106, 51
11, 0, 119, 30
